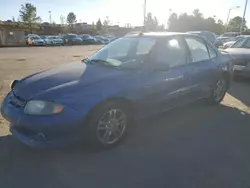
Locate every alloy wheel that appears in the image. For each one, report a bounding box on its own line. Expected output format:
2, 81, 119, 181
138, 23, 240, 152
97, 109, 127, 145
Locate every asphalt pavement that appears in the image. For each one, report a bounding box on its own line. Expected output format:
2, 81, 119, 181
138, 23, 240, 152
0, 81, 250, 188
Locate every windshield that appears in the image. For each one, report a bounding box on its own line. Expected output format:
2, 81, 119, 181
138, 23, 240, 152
89, 37, 156, 67
231, 37, 250, 48
67, 35, 77, 39
81, 35, 91, 38
31, 36, 40, 39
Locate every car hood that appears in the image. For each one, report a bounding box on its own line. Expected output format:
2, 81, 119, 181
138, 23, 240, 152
14, 61, 130, 100
224, 41, 235, 45
223, 48, 250, 59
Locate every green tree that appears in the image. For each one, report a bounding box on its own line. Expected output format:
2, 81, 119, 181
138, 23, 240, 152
144, 12, 159, 31
167, 9, 225, 34
67, 12, 76, 25
168, 12, 178, 30
103, 16, 111, 32
96, 19, 102, 31
103, 16, 111, 26
228, 16, 247, 32
19, 3, 41, 32
193, 9, 203, 18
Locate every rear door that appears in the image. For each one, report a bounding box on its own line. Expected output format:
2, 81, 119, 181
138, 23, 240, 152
184, 36, 219, 99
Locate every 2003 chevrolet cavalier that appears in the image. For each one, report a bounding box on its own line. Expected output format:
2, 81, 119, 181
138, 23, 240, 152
1, 32, 232, 148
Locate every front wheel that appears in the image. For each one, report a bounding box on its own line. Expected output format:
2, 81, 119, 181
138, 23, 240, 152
84, 101, 131, 149
208, 77, 228, 104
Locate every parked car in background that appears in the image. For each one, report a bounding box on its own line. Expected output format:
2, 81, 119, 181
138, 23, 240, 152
27, 36, 45, 46
49, 36, 64, 45
1, 32, 232, 149
125, 31, 142, 36
25, 34, 40, 39
223, 36, 250, 79
222, 35, 245, 49
103, 34, 115, 41
41, 36, 53, 45
220, 32, 240, 38
186, 31, 217, 44
94, 36, 110, 44
79, 34, 97, 45
214, 37, 231, 48
109, 37, 120, 43
61, 34, 83, 45
215, 32, 241, 48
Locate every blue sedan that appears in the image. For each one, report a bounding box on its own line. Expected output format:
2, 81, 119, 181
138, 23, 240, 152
1, 32, 232, 149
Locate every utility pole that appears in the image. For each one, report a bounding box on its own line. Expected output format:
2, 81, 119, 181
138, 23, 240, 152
225, 6, 240, 31
143, 0, 147, 29
240, 0, 248, 33
60, 15, 65, 25
48, 11, 52, 24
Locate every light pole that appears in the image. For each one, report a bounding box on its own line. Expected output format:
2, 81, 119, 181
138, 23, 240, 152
240, 0, 248, 33
48, 11, 52, 24
143, 0, 147, 29
226, 6, 240, 31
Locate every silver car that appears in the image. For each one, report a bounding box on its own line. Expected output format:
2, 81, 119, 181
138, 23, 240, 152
42, 36, 64, 45
49, 36, 64, 45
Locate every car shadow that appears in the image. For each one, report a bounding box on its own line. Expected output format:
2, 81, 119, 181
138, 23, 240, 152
0, 100, 250, 188
227, 80, 250, 106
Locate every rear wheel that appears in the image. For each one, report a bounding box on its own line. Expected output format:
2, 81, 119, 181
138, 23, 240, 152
84, 101, 132, 149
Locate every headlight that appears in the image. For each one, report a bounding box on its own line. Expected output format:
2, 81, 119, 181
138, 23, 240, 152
24, 100, 63, 115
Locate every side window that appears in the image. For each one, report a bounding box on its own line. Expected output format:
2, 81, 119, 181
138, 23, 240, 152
108, 38, 132, 57
153, 38, 186, 67
207, 45, 217, 59
136, 38, 156, 55
243, 38, 250, 48
185, 37, 209, 63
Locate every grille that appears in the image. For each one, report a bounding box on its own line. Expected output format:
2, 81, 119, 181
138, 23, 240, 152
8, 91, 26, 108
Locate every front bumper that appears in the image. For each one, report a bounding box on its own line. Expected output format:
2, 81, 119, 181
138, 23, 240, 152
1, 92, 85, 148
34, 42, 45, 46
233, 65, 250, 78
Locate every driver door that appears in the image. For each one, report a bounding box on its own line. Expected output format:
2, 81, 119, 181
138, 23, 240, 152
136, 36, 192, 115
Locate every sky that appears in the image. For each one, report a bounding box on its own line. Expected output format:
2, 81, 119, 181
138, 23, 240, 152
0, 0, 249, 27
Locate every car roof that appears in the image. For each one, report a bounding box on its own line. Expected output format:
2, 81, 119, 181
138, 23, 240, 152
187, 31, 214, 34
125, 32, 200, 38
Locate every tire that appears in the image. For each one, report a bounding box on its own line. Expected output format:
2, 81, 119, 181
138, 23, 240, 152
208, 77, 228, 104
83, 101, 132, 149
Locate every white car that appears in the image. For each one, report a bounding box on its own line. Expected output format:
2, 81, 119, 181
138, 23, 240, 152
49, 36, 64, 45
223, 36, 245, 49
27, 36, 45, 46
42, 36, 64, 45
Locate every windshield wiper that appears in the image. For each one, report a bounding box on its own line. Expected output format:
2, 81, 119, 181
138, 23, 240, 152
81, 57, 90, 63
89, 59, 114, 67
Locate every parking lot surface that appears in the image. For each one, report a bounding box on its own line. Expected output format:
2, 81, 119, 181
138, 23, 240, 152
0, 46, 250, 188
